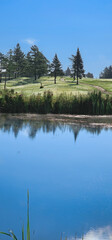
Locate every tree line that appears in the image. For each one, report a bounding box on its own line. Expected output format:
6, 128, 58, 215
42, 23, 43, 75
100, 66, 112, 79
2, 43, 112, 82
0, 44, 85, 85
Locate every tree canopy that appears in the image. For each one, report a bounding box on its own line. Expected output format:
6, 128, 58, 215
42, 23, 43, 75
100, 66, 112, 79
86, 72, 94, 78
0, 44, 87, 85
50, 54, 64, 84
26, 45, 49, 80
65, 67, 71, 76
70, 48, 84, 84
0, 43, 49, 81
14, 43, 25, 77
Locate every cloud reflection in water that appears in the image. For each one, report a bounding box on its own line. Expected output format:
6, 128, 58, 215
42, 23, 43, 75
69, 226, 112, 240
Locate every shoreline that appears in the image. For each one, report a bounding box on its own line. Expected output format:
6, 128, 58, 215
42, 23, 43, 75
1, 113, 112, 128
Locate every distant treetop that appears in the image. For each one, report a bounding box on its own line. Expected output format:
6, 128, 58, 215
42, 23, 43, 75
65, 67, 71, 76
85, 72, 94, 78
100, 66, 112, 79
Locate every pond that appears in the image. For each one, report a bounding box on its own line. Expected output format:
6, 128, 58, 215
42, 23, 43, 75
0, 116, 112, 240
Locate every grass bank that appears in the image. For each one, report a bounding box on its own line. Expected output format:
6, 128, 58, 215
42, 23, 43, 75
0, 90, 112, 115
1, 76, 112, 96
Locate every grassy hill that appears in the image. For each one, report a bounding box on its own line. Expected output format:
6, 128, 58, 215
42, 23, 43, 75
1, 76, 112, 96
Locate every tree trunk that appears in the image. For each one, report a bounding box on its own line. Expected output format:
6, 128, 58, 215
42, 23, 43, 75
9, 73, 10, 80
4, 74, 7, 90
35, 73, 37, 81
77, 70, 79, 85
34, 67, 37, 81
54, 76, 56, 84
77, 75, 78, 85
15, 72, 17, 78
54, 72, 56, 84
0, 73, 2, 83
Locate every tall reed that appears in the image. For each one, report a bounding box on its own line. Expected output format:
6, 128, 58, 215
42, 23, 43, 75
0, 190, 30, 240
0, 90, 112, 115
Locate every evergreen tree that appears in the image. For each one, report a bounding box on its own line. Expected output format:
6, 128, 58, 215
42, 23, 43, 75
24, 52, 33, 77
100, 66, 112, 78
14, 43, 25, 77
51, 54, 63, 84
65, 67, 71, 76
4, 49, 15, 80
70, 48, 84, 85
69, 54, 76, 80
86, 72, 94, 78
28, 45, 49, 80
0, 53, 4, 83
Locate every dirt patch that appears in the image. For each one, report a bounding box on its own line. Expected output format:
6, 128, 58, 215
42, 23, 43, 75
60, 78, 65, 82
89, 84, 109, 94
81, 82, 110, 94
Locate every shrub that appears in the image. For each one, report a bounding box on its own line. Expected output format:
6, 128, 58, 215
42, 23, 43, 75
0, 90, 112, 115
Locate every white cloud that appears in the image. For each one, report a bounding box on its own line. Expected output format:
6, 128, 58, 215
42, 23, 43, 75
24, 38, 36, 45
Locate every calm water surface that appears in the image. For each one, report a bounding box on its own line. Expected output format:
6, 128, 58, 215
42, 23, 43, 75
0, 117, 112, 240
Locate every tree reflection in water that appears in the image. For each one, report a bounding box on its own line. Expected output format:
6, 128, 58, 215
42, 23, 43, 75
0, 115, 110, 141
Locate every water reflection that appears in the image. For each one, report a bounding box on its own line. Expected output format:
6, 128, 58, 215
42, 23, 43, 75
0, 115, 110, 141
69, 226, 112, 240
0, 116, 112, 240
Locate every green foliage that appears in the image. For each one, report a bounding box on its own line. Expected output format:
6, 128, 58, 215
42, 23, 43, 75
22, 225, 24, 240
70, 48, 84, 84
0, 43, 49, 82
65, 67, 71, 76
5, 50, 16, 80
14, 43, 25, 77
100, 65, 112, 79
27, 45, 49, 80
86, 72, 94, 78
0, 90, 112, 115
0, 231, 17, 240
51, 54, 64, 84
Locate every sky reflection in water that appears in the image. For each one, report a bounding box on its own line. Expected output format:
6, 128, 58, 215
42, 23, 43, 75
69, 226, 112, 240
0, 117, 112, 240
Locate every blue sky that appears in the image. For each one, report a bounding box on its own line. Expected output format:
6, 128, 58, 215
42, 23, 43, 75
0, 0, 112, 77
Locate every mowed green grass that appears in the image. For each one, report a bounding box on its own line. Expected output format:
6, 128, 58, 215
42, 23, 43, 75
1, 76, 112, 96
81, 78, 112, 92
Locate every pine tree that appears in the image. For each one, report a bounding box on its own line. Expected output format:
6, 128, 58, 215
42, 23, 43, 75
65, 67, 71, 76
0, 53, 4, 83
86, 72, 94, 78
100, 66, 112, 79
14, 43, 25, 77
51, 54, 63, 84
69, 54, 76, 81
5, 49, 15, 80
28, 45, 49, 80
70, 48, 84, 85
25, 52, 33, 77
